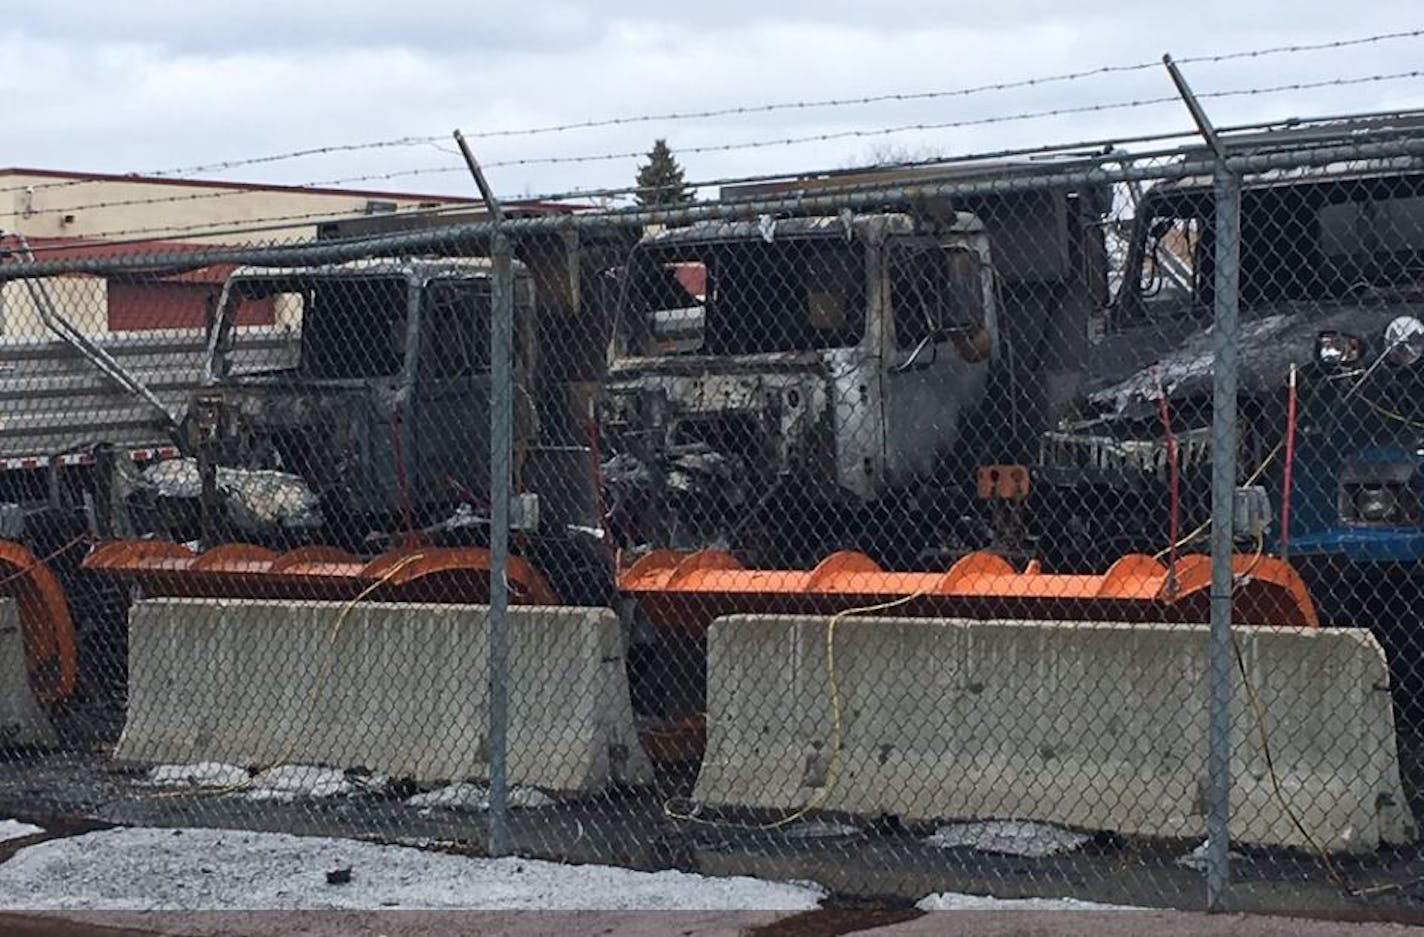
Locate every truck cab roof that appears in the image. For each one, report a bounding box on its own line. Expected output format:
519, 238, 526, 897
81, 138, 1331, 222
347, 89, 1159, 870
638, 210, 984, 248
227, 256, 524, 283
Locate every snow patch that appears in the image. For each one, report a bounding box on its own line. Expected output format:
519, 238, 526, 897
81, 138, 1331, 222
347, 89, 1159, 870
917, 892, 1140, 911
145, 763, 250, 789
405, 782, 554, 810
1175, 839, 1246, 871
923, 821, 1089, 858
0, 827, 826, 911
781, 820, 861, 840
245, 765, 388, 802
0, 819, 43, 843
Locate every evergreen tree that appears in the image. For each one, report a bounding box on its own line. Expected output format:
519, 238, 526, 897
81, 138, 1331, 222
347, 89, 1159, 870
634, 139, 694, 207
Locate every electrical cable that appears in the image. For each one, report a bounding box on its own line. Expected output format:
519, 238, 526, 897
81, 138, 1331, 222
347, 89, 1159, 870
1228, 532, 1353, 894
145, 553, 426, 800
1359, 394, 1424, 431
0, 532, 90, 592
1152, 439, 1285, 559
663, 588, 928, 831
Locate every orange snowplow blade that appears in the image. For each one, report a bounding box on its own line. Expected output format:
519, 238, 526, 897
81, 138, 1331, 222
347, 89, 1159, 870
83, 540, 560, 605
0, 539, 78, 704
619, 549, 1320, 637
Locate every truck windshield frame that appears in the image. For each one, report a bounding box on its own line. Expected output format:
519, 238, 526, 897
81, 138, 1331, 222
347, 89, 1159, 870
219, 273, 412, 381
297, 274, 411, 380
1120, 172, 1424, 326
887, 239, 986, 350
621, 234, 869, 357
421, 277, 494, 380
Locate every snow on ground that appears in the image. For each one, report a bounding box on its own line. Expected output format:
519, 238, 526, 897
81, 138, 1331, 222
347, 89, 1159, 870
145, 763, 251, 789
145, 763, 392, 801
780, 820, 861, 839
0, 827, 826, 911
1175, 839, 1247, 871
405, 782, 555, 810
0, 819, 43, 844
923, 820, 1089, 858
244, 765, 369, 802
917, 892, 1141, 911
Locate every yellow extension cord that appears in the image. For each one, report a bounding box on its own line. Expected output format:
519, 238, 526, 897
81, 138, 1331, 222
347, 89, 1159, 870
1153, 439, 1285, 561
139, 536, 1383, 898
149, 553, 427, 800
660, 533, 1365, 900
1224, 534, 1359, 895
664, 588, 929, 831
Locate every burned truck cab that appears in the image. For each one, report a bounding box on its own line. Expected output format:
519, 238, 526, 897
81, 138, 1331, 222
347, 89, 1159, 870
602, 211, 997, 565
190, 257, 539, 548
1036, 155, 1424, 573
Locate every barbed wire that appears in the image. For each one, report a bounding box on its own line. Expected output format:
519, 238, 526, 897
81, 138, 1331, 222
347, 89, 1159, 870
431, 27, 1424, 142
2, 26, 1420, 201
6, 148, 1169, 256
12, 100, 1424, 256
4, 67, 1420, 228
481, 69, 1424, 170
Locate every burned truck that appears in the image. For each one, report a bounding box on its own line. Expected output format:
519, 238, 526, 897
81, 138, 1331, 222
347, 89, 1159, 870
600, 181, 1107, 568
600, 210, 995, 567
1036, 155, 1424, 574
142, 254, 615, 605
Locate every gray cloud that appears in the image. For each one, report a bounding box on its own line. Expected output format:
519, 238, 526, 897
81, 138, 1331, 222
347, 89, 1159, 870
3, 2, 1423, 208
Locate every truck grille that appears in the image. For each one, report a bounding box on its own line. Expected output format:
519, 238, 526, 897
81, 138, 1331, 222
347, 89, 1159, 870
1039, 426, 1212, 482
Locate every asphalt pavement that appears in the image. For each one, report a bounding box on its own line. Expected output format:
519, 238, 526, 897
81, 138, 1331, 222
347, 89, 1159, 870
2, 910, 1422, 937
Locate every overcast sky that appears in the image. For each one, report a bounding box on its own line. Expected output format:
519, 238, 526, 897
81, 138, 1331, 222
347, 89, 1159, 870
4, 2, 1424, 203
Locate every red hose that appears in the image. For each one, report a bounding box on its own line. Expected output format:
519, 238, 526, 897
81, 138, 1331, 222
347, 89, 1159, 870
1158, 384, 1180, 580
1281, 365, 1298, 560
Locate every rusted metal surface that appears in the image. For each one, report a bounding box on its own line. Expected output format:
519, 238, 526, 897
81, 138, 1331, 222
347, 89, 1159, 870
975, 464, 1030, 500
619, 548, 1320, 637
0, 539, 77, 704
82, 540, 560, 606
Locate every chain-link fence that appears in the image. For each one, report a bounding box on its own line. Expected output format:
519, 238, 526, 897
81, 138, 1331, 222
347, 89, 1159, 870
3, 110, 1424, 917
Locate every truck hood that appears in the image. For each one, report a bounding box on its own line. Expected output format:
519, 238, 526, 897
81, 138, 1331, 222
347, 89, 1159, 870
1087, 299, 1424, 419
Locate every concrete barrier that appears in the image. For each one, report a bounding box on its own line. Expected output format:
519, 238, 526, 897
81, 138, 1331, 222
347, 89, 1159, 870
116, 598, 653, 793
0, 599, 56, 748
694, 615, 1415, 852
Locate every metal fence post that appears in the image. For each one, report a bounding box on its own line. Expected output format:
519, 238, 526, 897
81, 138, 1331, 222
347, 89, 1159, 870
1206, 162, 1242, 911
488, 230, 514, 857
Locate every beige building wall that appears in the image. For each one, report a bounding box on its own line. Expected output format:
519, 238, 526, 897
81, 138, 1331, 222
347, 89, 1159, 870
1, 276, 109, 339
0, 170, 482, 338
273, 293, 305, 331
2, 171, 458, 244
